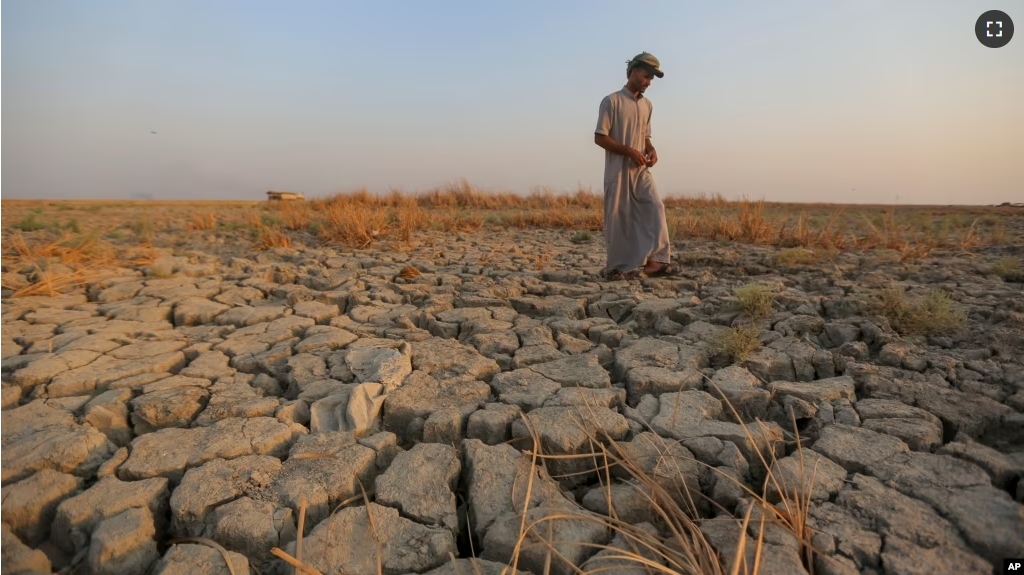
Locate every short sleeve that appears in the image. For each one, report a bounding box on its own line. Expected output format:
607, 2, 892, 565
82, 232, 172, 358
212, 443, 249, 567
594, 96, 612, 136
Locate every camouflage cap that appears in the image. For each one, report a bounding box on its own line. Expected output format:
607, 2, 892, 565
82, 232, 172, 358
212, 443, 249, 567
627, 52, 664, 78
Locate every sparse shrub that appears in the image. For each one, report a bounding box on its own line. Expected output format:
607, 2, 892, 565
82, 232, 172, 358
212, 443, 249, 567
318, 203, 390, 248
187, 212, 217, 231
254, 226, 291, 250
2, 230, 154, 296
392, 204, 428, 243
570, 230, 594, 244
306, 220, 322, 238
774, 247, 816, 266
13, 214, 47, 232
991, 257, 1024, 282
260, 213, 284, 228
872, 287, 967, 336
275, 201, 312, 231
711, 325, 762, 363
217, 219, 248, 232
733, 284, 776, 319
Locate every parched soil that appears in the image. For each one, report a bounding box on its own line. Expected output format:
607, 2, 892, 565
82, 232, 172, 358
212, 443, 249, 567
2, 198, 1023, 575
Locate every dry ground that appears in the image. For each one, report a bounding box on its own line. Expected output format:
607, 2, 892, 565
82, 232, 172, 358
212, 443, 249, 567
2, 182, 1024, 575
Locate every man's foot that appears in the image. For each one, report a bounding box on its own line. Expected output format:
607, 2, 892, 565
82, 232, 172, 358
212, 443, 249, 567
605, 269, 642, 281
641, 262, 681, 277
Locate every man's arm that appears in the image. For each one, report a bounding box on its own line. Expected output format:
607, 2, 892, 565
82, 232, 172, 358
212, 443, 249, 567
594, 133, 630, 156
594, 95, 646, 166
596, 133, 648, 167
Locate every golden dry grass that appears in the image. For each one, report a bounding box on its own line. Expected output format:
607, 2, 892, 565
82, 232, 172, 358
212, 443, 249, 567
283, 185, 1021, 253
187, 211, 218, 231
3, 182, 1022, 294
500, 389, 826, 575
1, 230, 156, 297
253, 225, 292, 250
275, 200, 313, 231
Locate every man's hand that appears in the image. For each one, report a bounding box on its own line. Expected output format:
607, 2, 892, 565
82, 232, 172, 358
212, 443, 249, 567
645, 147, 658, 167
595, 134, 651, 168
626, 148, 648, 167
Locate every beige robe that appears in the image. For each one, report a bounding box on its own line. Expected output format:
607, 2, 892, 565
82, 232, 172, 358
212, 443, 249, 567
595, 86, 671, 273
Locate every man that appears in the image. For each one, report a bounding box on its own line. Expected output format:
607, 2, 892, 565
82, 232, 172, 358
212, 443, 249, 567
594, 51, 677, 280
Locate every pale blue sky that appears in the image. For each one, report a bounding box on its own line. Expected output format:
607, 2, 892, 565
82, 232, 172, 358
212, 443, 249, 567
3, 1, 1022, 203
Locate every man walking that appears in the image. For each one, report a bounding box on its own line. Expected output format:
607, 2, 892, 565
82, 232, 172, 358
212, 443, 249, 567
594, 51, 677, 280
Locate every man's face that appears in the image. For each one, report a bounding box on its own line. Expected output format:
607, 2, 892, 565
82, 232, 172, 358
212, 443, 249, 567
628, 67, 655, 94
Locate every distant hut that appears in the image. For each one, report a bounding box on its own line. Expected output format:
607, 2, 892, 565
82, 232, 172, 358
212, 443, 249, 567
266, 190, 305, 202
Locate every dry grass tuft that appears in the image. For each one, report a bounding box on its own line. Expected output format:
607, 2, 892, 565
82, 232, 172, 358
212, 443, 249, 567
318, 203, 391, 249
187, 212, 218, 231
275, 201, 313, 231
871, 287, 967, 337
1, 230, 155, 297
394, 203, 429, 244
774, 248, 817, 267
436, 212, 484, 233
710, 395, 821, 574
711, 326, 763, 364
502, 391, 825, 575
253, 226, 292, 250
732, 284, 776, 319
991, 257, 1024, 282
4, 230, 114, 264
664, 197, 1015, 256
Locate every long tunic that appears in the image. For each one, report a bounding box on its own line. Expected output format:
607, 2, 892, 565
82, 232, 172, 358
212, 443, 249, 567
594, 86, 671, 273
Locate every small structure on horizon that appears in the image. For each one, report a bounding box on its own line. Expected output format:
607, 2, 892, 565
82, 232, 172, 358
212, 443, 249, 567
266, 190, 305, 201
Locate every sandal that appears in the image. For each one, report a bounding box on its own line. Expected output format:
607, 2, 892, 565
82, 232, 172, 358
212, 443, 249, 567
642, 262, 681, 278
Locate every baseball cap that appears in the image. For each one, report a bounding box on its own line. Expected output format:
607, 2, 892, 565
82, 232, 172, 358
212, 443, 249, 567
627, 52, 664, 78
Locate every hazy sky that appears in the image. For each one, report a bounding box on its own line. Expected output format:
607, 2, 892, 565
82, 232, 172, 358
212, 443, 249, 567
3, 1, 1022, 203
